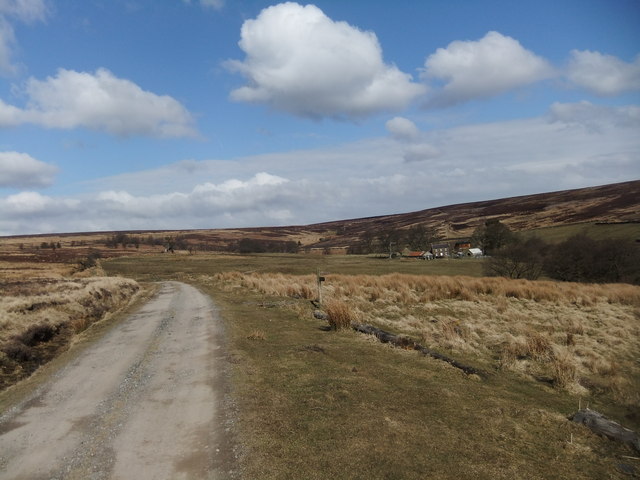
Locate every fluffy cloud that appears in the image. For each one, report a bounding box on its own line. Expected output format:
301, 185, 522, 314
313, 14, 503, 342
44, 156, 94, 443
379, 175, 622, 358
422, 31, 554, 107
385, 117, 420, 141
567, 50, 640, 96
226, 2, 425, 119
0, 68, 197, 137
0, 151, 58, 188
0, 0, 47, 74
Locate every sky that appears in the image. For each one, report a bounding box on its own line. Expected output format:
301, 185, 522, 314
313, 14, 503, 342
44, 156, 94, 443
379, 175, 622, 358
0, 0, 638, 235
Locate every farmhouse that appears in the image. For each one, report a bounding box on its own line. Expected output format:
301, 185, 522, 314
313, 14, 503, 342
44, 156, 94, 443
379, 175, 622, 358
431, 242, 450, 258
454, 240, 471, 251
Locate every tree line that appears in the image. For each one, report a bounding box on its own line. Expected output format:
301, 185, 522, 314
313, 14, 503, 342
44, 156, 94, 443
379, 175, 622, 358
476, 219, 640, 284
349, 225, 442, 255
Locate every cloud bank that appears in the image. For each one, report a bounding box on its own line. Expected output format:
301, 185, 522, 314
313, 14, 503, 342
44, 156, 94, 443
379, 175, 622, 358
0, 68, 197, 137
227, 2, 425, 119
2, 103, 638, 235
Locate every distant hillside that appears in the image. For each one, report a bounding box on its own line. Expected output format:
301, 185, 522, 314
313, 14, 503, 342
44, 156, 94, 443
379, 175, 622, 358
301, 180, 640, 249
1, 180, 638, 258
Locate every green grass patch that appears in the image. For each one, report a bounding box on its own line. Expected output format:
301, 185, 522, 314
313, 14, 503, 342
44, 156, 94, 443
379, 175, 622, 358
522, 222, 640, 244
103, 253, 484, 280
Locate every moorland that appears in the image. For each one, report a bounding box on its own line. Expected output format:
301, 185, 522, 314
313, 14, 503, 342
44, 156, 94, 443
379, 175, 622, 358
1, 180, 639, 479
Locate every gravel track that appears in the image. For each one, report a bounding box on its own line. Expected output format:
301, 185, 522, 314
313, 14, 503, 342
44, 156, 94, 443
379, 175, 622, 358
0, 281, 236, 480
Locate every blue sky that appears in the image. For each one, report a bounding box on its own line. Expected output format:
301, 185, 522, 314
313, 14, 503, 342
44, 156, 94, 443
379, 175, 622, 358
0, 0, 638, 235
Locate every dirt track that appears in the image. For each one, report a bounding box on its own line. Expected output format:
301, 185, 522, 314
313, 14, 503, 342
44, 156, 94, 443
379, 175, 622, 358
0, 281, 236, 480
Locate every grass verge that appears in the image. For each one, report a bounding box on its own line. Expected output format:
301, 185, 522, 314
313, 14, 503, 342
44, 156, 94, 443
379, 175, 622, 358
205, 284, 637, 479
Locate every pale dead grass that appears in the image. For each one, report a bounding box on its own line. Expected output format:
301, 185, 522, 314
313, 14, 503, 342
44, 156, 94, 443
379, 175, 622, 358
0, 261, 73, 280
1, 276, 140, 337
210, 272, 640, 404
0, 274, 140, 389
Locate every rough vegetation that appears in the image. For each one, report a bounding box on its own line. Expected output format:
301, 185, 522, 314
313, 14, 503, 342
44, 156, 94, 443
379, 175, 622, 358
210, 271, 640, 406
0, 276, 140, 389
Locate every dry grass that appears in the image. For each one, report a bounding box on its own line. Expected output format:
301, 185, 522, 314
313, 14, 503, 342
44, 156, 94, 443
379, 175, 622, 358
210, 272, 640, 405
0, 275, 140, 390
325, 299, 358, 331
246, 330, 266, 341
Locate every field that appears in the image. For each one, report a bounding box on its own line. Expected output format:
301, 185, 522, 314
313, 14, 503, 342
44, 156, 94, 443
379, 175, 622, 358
101, 253, 640, 479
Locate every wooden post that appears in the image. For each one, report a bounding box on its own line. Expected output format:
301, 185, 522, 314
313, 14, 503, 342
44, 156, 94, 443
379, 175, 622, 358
316, 268, 325, 306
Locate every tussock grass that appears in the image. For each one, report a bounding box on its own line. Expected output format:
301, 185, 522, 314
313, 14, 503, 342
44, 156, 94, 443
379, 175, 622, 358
211, 271, 640, 405
0, 276, 140, 389
325, 300, 358, 331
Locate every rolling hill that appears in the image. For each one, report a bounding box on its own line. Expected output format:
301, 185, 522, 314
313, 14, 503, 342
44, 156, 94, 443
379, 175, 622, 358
1, 180, 638, 258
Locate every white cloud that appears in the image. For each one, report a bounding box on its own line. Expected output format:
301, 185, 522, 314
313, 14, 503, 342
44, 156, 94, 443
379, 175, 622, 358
2, 105, 639, 235
182, 0, 224, 10
567, 50, 640, 96
0, 0, 48, 22
403, 143, 441, 163
0, 68, 198, 137
0, 20, 16, 75
548, 101, 640, 131
226, 2, 425, 119
0, 0, 47, 75
422, 31, 554, 107
385, 117, 420, 141
200, 0, 224, 9
385, 116, 440, 162
0, 151, 58, 188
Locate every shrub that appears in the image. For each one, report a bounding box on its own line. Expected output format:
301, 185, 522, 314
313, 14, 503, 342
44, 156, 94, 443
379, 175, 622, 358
77, 250, 102, 271
485, 237, 546, 280
326, 300, 357, 331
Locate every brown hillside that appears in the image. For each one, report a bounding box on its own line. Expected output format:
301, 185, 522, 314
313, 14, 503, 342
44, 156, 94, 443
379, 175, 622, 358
1, 180, 638, 256
304, 180, 640, 248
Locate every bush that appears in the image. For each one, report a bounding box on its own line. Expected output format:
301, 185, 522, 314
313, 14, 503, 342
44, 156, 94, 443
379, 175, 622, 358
325, 300, 357, 331
77, 250, 102, 271
485, 237, 546, 280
